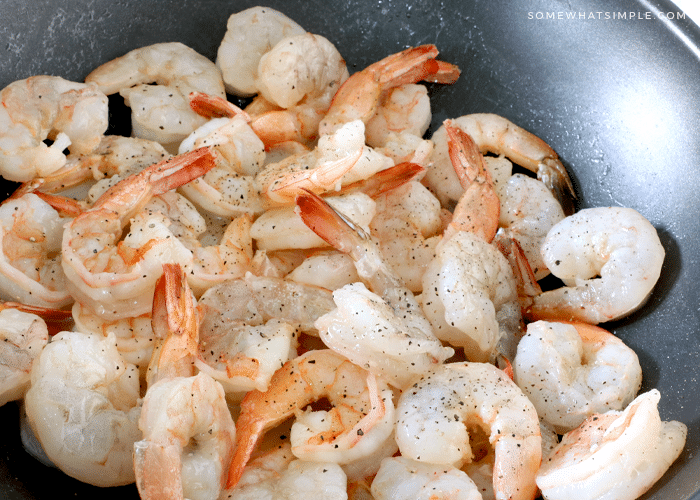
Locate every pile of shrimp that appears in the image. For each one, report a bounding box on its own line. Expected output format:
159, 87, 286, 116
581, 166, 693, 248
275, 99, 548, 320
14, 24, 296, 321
0, 5, 686, 500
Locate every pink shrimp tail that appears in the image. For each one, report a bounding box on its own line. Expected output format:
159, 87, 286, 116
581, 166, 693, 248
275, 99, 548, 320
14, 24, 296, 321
188, 91, 250, 121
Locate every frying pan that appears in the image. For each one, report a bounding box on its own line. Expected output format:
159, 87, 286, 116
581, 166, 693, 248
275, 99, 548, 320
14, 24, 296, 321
0, 0, 698, 498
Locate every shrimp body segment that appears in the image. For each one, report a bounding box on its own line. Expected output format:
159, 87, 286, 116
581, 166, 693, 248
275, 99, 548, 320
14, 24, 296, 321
0, 308, 49, 406
536, 389, 687, 500
513, 321, 642, 434
395, 361, 541, 500
227, 349, 396, 489
0, 75, 109, 182
525, 207, 665, 324
61, 147, 216, 320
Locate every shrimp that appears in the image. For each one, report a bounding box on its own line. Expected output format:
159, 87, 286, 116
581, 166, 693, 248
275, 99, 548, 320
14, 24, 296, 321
0, 192, 73, 308
369, 177, 446, 292
285, 250, 360, 290
524, 207, 665, 324
246, 33, 349, 147
215, 6, 306, 96
85, 42, 226, 151
222, 442, 348, 500
13, 135, 169, 199
252, 191, 377, 251
536, 389, 687, 500
0, 307, 49, 406
24, 330, 141, 487
513, 320, 642, 434
425, 113, 576, 215
137, 191, 254, 295
227, 349, 396, 489
295, 190, 453, 389
493, 173, 566, 280
60, 147, 216, 320
134, 264, 236, 500
318, 44, 460, 136
179, 92, 266, 218
395, 361, 541, 500
370, 456, 483, 500
255, 119, 393, 206
420, 122, 519, 362
0, 75, 109, 182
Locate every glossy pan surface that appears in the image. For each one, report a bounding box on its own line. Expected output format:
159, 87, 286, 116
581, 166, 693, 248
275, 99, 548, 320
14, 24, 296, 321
0, 0, 698, 498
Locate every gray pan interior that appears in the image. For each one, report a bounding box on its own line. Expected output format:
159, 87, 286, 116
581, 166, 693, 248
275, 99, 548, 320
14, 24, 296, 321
0, 0, 699, 498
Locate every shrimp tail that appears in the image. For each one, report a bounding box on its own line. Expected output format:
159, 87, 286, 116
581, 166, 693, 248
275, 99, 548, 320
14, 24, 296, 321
538, 158, 577, 216
188, 91, 250, 121
341, 161, 425, 198
443, 120, 500, 242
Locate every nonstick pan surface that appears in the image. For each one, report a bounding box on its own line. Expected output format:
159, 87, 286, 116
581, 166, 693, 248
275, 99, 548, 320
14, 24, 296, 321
0, 0, 699, 498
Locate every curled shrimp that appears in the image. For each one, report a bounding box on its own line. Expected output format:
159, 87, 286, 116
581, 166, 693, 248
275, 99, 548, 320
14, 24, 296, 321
0, 192, 73, 308
61, 147, 216, 320
370, 456, 483, 500
24, 330, 141, 487
524, 206, 665, 324
216, 6, 306, 97
135, 264, 236, 500
227, 349, 396, 489
296, 189, 453, 389
318, 44, 459, 136
425, 113, 576, 215
247, 32, 349, 147
179, 92, 266, 218
395, 361, 542, 500
0, 75, 109, 182
513, 320, 642, 434
420, 122, 519, 362
85, 42, 226, 150
536, 389, 687, 500
255, 119, 392, 206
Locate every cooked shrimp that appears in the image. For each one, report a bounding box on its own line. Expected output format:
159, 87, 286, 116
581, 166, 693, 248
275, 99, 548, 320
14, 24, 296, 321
318, 44, 459, 136
0, 308, 49, 406
0, 192, 73, 308
395, 361, 541, 500
370, 456, 483, 500
247, 33, 349, 147
513, 320, 642, 434
13, 135, 169, 199
425, 113, 575, 215
536, 389, 687, 500
179, 92, 266, 217
134, 264, 236, 500
365, 84, 431, 148
0, 75, 109, 182
255, 119, 392, 206
138, 191, 254, 295
222, 442, 348, 500
493, 173, 566, 280
252, 191, 376, 251
61, 147, 216, 320
296, 190, 453, 389
525, 207, 665, 324
369, 177, 445, 292
24, 330, 141, 487
420, 122, 519, 362
216, 6, 306, 96
227, 349, 396, 489
85, 42, 226, 151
